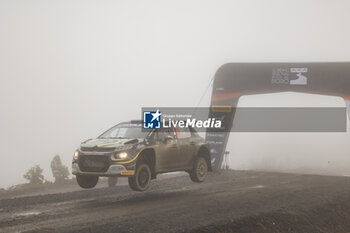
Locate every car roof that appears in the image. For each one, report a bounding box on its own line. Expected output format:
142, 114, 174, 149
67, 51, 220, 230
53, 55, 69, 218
116, 120, 142, 125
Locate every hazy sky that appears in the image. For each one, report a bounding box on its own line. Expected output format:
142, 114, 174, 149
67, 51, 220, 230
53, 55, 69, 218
1, 0, 350, 188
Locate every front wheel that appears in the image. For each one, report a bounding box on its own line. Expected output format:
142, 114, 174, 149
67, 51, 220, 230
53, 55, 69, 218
190, 157, 208, 182
76, 175, 99, 189
128, 163, 151, 192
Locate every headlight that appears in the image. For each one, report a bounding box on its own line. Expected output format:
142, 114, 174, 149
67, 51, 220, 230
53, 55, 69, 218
112, 152, 128, 160
73, 150, 79, 160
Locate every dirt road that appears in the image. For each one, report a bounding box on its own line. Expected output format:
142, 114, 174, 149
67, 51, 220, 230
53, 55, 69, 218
1, 170, 350, 233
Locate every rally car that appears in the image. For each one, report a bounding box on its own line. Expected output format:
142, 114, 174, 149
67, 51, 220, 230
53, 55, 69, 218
72, 121, 211, 191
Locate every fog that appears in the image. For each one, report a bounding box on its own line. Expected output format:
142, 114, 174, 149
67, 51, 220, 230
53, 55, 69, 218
227, 93, 350, 176
1, 0, 350, 188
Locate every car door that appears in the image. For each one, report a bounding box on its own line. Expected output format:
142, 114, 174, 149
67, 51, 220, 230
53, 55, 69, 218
154, 128, 179, 172
175, 127, 196, 170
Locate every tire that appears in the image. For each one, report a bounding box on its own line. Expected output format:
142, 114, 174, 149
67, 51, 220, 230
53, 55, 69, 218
76, 175, 99, 189
190, 156, 208, 182
128, 163, 151, 192
108, 177, 118, 188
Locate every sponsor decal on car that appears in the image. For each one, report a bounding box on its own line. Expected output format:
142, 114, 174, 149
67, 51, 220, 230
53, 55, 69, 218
121, 170, 135, 175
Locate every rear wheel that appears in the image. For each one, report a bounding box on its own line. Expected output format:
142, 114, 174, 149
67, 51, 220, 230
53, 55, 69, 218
108, 177, 118, 187
76, 175, 99, 189
128, 163, 151, 192
190, 157, 208, 182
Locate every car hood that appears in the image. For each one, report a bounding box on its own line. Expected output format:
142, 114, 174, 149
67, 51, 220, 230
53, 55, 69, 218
80, 138, 139, 150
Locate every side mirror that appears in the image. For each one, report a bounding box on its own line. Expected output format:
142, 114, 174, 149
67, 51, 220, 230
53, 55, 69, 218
163, 135, 173, 143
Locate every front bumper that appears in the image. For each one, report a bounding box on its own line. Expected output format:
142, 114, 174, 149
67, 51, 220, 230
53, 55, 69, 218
72, 162, 135, 176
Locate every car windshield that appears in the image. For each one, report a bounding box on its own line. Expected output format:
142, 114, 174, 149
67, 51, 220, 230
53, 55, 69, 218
99, 124, 149, 139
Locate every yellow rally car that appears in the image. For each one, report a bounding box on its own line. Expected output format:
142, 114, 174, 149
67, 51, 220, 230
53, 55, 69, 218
72, 121, 211, 191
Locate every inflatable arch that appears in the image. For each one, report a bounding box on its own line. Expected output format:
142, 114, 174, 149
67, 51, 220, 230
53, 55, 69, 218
206, 63, 350, 171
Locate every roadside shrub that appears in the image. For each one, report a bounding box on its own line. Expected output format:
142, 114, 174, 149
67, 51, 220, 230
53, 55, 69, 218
51, 154, 69, 183
23, 165, 45, 184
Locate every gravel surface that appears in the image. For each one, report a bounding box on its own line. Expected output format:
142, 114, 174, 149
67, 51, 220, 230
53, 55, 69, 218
1, 170, 350, 233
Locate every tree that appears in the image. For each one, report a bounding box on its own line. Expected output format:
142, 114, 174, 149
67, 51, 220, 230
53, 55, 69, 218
23, 165, 45, 184
51, 154, 69, 183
